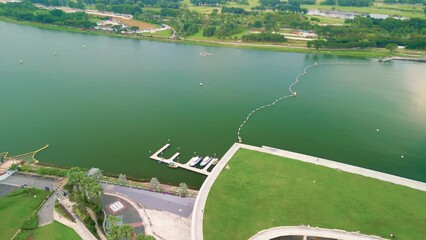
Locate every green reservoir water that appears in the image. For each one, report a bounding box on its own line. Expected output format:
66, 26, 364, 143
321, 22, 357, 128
1, 22, 425, 188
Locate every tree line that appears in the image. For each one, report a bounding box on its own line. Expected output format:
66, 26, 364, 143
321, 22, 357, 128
308, 16, 426, 49
0, 1, 95, 28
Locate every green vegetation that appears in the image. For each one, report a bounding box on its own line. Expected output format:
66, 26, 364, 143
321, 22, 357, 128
303, 1, 426, 19
242, 32, 287, 42
32, 221, 81, 240
1, 0, 425, 56
20, 164, 69, 177
65, 167, 104, 238
0, 2, 96, 28
310, 16, 426, 49
204, 149, 426, 240
0, 188, 49, 240
106, 215, 155, 240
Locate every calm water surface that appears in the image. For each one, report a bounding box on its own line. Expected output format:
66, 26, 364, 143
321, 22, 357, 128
1, 22, 425, 187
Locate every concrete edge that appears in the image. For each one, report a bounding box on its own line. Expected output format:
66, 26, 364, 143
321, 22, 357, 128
191, 143, 426, 240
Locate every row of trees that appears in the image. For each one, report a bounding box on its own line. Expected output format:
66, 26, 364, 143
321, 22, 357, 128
308, 16, 426, 49
0, 1, 95, 28
320, 0, 375, 7
242, 32, 287, 42
106, 215, 155, 240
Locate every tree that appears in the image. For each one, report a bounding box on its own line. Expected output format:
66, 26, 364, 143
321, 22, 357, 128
385, 43, 398, 52
118, 174, 128, 185
149, 177, 160, 190
136, 235, 156, 240
203, 26, 216, 37
106, 215, 121, 240
178, 183, 189, 197
130, 26, 139, 32
119, 224, 135, 240
9, 163, 20, 171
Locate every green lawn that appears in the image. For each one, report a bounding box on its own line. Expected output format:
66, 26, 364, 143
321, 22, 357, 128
0, 188, 49, 239
32, 221, 81, 240
204, 149, 426, 240
140, 29, 173, 38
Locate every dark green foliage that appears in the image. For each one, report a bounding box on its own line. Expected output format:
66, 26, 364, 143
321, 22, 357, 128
314, 16, 426, 49
338, 0, 374, 6
0, 2, 95, 28
221, 7, 249, 15
321, 0, 336, 5
242, 33, 287, 42
13, 230, 33, 240
37, 167, 68, 177
203, 25, 216, 36
301, 0, 316, 4
21, 215, 39, 230
191, 0, 229, 5
108, 4, 142, 14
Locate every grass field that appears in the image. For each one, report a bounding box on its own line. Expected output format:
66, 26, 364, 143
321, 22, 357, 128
32, 221, 81, 240
0, 188, 49, 239
204, 149, 426, 240
140, 29, 173, 38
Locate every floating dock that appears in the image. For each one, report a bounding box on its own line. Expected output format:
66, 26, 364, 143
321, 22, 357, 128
379, 56, 426, 62
150, 144, 217, 176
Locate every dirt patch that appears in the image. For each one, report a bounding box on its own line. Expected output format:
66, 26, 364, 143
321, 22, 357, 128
112, 18, 155, 29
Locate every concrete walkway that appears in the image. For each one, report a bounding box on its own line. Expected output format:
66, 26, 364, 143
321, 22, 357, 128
249, 226, 386, 240
54, 210, 98, 240
86, 207, 107, 240
191, 143, 426, 240
57, 197, 98, 240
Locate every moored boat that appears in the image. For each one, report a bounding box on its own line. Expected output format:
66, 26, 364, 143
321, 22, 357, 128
200, 156, 212, 167
189, 156, 202, 167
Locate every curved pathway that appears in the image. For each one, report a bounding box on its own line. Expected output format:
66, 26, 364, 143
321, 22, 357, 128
249, 226, 387, 240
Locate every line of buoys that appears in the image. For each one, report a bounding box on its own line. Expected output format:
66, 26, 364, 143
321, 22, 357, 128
236, 61, 370, 143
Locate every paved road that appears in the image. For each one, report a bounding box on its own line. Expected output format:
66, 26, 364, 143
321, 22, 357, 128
38, 192, 58, 226
0, 173, 58, 189
102, 183, 195, 218
0, 184, 19, 197
0, 173, 60, 226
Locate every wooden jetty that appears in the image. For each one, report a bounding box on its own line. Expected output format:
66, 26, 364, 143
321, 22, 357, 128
379, 56, 426, 62
150, 144, 218, 176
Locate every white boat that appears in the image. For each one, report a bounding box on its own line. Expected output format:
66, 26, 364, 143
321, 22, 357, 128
189, 156, 202, 167
200, 156, 212, 167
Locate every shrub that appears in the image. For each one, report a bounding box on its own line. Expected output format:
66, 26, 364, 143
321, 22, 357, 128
13, 230, 33, 240
21, 215, 38, 230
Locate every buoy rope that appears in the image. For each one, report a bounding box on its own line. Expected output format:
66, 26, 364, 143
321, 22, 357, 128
237, 61, 371, 143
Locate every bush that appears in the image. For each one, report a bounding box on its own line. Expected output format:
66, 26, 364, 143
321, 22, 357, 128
21, 215, 38, 230
13, 230, 33, 240
37, 167, 68, 177
242, 33, 287, 42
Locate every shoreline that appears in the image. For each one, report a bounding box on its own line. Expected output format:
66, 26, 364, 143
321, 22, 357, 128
1, 17, 423, 58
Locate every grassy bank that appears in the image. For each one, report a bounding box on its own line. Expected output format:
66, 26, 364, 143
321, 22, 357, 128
32, 221, 81, 240
0, 188, 49, 239
2, 17, 422, 58
204, 149, 426, 240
